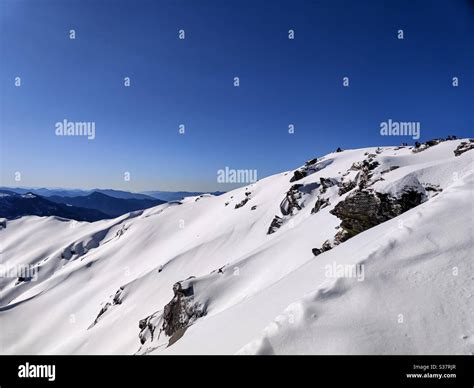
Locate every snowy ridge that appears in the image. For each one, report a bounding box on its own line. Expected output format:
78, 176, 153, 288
0, 139, 472, 354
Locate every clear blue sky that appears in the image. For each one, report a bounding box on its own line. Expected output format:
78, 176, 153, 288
1, 0, 473, 192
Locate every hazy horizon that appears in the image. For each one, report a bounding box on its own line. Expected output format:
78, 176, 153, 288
0, 184, 227, 194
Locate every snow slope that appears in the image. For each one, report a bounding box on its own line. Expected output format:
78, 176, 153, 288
0, 139, 472, 355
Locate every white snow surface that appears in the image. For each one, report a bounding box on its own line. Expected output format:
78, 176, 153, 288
0, 140, 472, 355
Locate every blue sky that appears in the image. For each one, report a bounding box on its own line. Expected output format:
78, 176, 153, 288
1, 0, 473, 192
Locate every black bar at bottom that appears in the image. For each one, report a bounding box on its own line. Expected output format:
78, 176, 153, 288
0, 355, 472, 387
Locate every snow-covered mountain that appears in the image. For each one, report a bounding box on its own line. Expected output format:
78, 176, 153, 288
0, 138, 472, 355
141, 191, 225, 202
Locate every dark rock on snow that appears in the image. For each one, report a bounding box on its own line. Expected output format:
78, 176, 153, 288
330, 189, 424, 242
235, 197, 250, 209
280, 184, 303, 216
311, 197, 330, 214
267, 215, 283, 235
454, 140, 474, 157
162, 282, 206, 339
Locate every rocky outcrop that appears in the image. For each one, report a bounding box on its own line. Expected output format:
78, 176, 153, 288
280, 185, 303, 215
338, 180, 357, 196
138, 311, 161, 345
267, 215, 283, 235
454, 140, 474, 156
412, 138, 455, 154
89, 287, 124, 329
330, 189, 424, 242
311, 197, 330, 214
290, 170, 307, 182
424, 184, 442, 198
312, 240, 333, 256
289, 158, 322, 182
338, 155, 380, 196
162, 282, 206, 339
319, 177, 337, 194
235, 192, 251, 209
234, 198, 249, 209
136, 280, 207, 351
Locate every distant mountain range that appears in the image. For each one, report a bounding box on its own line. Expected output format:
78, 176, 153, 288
0, 190, 167, 221
0, 187, 155, 200
48, 192, 165, 217
0, 187, 225, 202
0, 190, 109, 222
0, 187, 224, 222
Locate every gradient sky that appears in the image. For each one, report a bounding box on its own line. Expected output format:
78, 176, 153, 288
1, 0, 473, 192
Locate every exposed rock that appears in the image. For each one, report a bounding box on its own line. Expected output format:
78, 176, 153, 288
290, 159, 333, 183
319, 177, 337, 194
336, 147, 343, 152
338, 157, 378, 196
290, 169, 307, 182
454, 140, 474, 157
138, 311, 160, 345
364, 159, 380, 171
89, 287, 125, 329
311, 197, 330, 214
235, 197, 250, 209
330, 189, 424, 242
423, 184, 442, 198
15, 276, 34, 286
321, 240, 333, 251
350, 156, 378, 173
338, 180, 357, 196
356, 157, 380, 190
425, 139, 441, 147
115, 224, 129, 238
0, 219, 6, 229
312, 240, 333, 256
412, 138, 444, 154
267, 215, 283, 235
280, 184, 303, 215
251, 205, 257, 210
162, 282, 206, 339
424, 184, 441, 192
